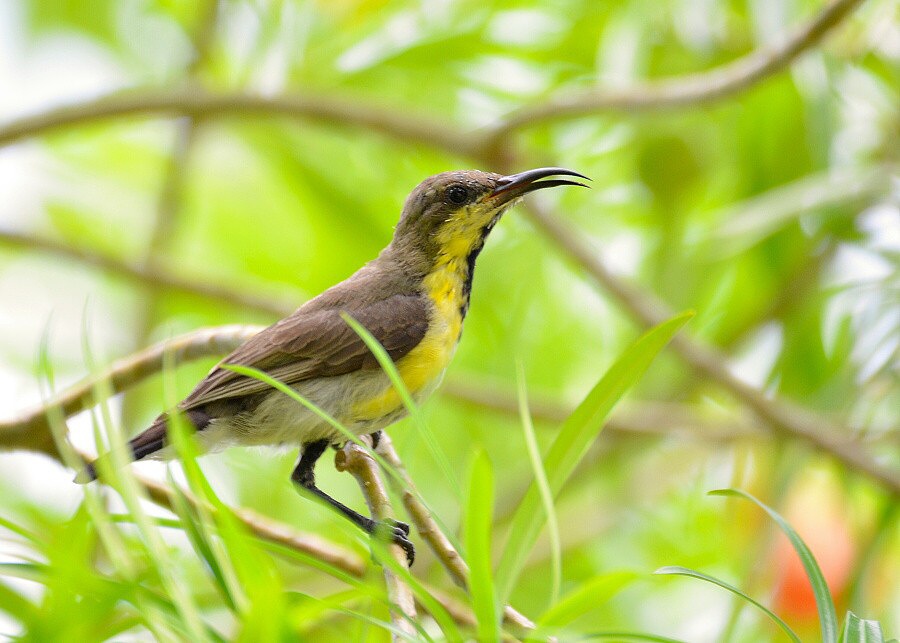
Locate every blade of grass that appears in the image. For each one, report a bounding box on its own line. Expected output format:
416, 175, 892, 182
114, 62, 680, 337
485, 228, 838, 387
496, 311, 693, 601
0, 515, 40, 544
580, 632, 688, 642
222, 363, 456, 547
516, 362, 561, 608
710, 489, 839, 643
839, 611, 885, 643
82, 321, 209, 642
340, 312, 462, 497
654, 566, 801, 643
371, 539, 463, 642
161, 348, 285, 628
165, 473, 238, 611
37, 325, 137, 581
536, 571, 640, 631
465, 450, 500, 642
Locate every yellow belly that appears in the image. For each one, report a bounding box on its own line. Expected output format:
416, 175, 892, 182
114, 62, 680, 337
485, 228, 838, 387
351, 264, 464, 420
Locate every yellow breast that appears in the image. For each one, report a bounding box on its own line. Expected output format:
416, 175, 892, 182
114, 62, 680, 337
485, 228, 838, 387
351, 262, 465, 420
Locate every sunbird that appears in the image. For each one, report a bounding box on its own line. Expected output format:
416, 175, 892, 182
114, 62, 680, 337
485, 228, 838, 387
80, 167, 589, 562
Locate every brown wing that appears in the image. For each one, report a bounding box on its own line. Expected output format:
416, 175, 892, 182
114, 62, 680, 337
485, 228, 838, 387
179, 293, 430, 410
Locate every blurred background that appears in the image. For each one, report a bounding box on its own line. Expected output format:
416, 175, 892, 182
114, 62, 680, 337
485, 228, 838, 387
0, 0, 897, 640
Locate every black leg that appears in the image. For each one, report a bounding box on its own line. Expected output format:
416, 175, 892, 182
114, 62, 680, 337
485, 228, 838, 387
291, 439, 415, 564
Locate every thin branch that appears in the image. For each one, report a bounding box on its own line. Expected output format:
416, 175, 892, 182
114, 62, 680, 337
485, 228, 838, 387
0, 230, 294, 317
0, 88, 478, 158
335, 438, 418, 640
130, 464, 368, 577
0, 326, 531, 630
0, 325, 264, 456
443, 380, 765, 441
482, 0, 867, 146
375, 434, 536, 633
124, 0, 221, 429
0, 0, 865, 162
519, 198, 900, 496
706, 165, 894, 255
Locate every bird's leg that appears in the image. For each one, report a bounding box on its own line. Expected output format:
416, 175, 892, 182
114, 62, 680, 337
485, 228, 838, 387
291, 438, 414, 564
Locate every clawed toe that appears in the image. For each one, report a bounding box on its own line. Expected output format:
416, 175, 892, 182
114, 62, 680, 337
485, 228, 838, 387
385, 518, 410, 536
372, 520, 416, 566
391, 529, 416, 566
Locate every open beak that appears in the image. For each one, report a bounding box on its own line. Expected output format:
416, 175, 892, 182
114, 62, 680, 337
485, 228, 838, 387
489, 167, 590, 204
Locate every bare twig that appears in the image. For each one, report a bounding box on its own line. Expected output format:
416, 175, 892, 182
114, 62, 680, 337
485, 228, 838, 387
335, 438, 417, 640
482, 0, 867, 147
444, 380, 765, 441
0, 88, 477, 158
0, 325, 264, 455
0, 0, 866, 162
123, 0, 222, 431
129, 465, 368, 577
519, 198, 900, 496
375, 434, 536, 633
707, 166, 894, 255
0, 230, 294, 317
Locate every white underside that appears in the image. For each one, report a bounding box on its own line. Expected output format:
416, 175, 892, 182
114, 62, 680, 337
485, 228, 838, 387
144, 367, 443, 460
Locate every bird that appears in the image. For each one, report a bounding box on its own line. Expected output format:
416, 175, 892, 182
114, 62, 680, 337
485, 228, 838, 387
78, 167, 589, 563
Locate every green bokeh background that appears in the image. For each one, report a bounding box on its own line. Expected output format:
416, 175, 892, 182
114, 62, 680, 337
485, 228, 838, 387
0, 0, 897, 640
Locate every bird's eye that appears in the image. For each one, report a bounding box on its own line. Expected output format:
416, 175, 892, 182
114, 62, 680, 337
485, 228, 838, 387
446, 185, 469, 205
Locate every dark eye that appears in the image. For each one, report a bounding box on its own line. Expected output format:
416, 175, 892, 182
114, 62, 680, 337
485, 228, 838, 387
446, 185, 469, 205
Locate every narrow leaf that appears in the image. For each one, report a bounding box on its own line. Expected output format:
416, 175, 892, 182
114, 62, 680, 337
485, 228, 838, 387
840, 611, 885, 643
497, 312, 693, 601
465, 450, 500, 642
654, 566, 801, 643
710, 489, 839, 643
537, 571, 639, 629
341, 312, 461, 496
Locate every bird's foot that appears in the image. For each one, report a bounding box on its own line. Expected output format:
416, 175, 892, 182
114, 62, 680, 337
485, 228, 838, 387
371, 519, 415, 566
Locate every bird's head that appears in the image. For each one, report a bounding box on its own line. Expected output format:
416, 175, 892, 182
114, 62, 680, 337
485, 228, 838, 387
390, 167, 589, 272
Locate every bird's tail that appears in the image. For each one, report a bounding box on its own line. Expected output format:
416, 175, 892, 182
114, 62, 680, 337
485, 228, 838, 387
74, 415, 173, 484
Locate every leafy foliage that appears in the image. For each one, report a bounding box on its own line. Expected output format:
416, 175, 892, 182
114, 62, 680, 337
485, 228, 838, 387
0, 0, 897, 640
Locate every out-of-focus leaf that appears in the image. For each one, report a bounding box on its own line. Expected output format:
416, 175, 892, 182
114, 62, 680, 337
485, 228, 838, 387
537, 571, 639, 630
710, 489, 839, 643
840, 611, 886, 643
496, 311, 693, 601
465, 450, 500, 642
654, 566, 801, 643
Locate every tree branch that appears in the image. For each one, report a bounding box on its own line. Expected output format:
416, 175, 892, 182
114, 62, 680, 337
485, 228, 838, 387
0, 88, 478, 158
131, 465, 368, 577
483, 0, 867, 145
0, 325, 264, 456
0, 230, 294, 317
519, 198, 899, 496
375, 434, 536, 633
443, 380, 765, 441
335, 438, 418, 639
0, 0, 865, 163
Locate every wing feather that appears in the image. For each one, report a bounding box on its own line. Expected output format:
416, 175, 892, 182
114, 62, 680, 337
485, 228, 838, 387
178, 293, 429, 410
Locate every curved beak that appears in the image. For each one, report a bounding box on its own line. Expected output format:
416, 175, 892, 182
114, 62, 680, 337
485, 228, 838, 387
489, 167, 590, 204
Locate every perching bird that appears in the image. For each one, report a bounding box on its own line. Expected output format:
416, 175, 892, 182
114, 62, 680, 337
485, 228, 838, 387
79, 167, 589, 563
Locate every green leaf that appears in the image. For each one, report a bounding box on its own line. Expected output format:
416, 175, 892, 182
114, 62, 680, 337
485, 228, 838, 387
840, 611, 886, 643
496, 311, 693, 601
340, 312, 462, 497
465, 450, 500, 642
654, 566, 801, 643
516, 362, 561, 607
166, 475, 238, 611
710, 489, 839, 643
536, 571, 639, 630
578, 632, 687, 642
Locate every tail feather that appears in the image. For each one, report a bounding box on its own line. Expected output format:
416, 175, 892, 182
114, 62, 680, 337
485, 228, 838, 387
74, 408, 210, 484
